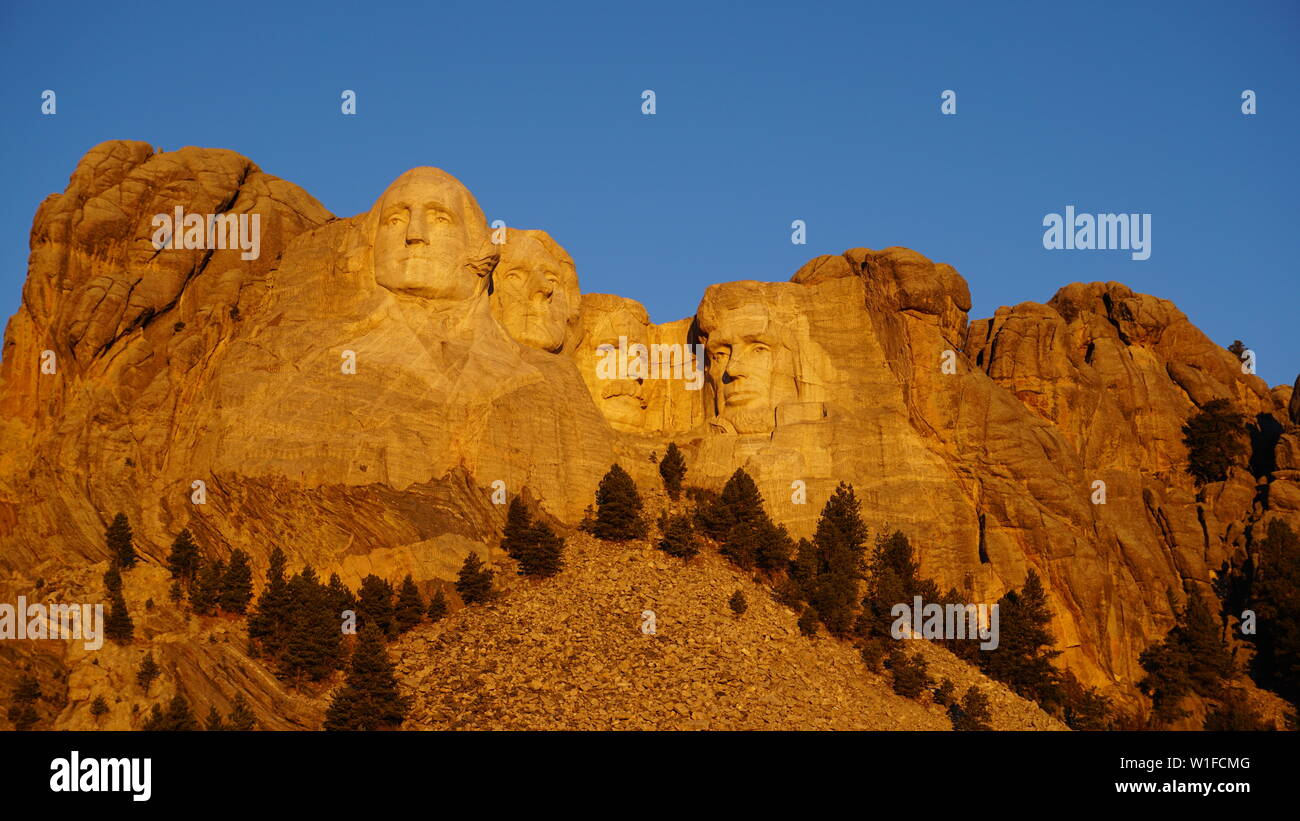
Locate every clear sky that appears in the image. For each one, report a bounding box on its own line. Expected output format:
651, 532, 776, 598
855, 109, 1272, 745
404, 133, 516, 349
1, 0, 1296, 385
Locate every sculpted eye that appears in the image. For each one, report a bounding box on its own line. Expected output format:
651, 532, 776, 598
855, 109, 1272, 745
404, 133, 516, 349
387, 213, 406, 226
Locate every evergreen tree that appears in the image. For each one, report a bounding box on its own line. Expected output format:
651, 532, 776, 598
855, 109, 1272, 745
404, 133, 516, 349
519, 521, 565, 578
797, 606, 820, 637
281, 566, 342, 682
143, 693, 200, 731
933, 678, 957, 707
1182, 399, 1248, 485
323, 624, 410, 731
950, 686, 993, 731
106, 512, 137, 568
658, 442, 687, 500
204, 705, 226, 731
1139, 591, 1234, 725
887, 646, 931, 699
226, 693, 258, 730
657, 513, 700, 559
325, 573, 357, 619
1058, 670, 1113, 731
136, 651, 160, 694
190, 557, 224, 616
859, 638, 887, 673
978, 570, 1061, 708
501, 497, 535, 561
426, 589, 449, 622
166, 529, 201, 582
7, 674, 40, 730
248, 547, 291, 656
1227, 339, 1248, 358
105, 586, 134, 644
1204, 694, 1273, 731
806, 483, 869, 635
90, 696, 109, 722
357, 574, 396, 637
103, 563, 123, 596
219, 549, 254, 614
593, 463, 647, 541
455, 552, 493, 605
728, 590, 747, 615
394, 575, 424, 633
860, 529, 941, 639
696, 468, 765, 542
1248, 519, 1300, 705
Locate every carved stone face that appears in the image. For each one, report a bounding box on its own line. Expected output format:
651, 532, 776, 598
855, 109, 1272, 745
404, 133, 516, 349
703, 303, 780, 434
490, 231, 578, 353
371, 168, 492, 303
576, 295, 650, 431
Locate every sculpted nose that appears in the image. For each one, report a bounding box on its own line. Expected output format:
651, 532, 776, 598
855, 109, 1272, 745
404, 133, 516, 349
406, 208, 429, 246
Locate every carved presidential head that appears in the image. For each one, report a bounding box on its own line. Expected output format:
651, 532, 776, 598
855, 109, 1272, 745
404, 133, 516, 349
489, 229, 580, 353
364, 167, 497, 305
694, 282, 827, 435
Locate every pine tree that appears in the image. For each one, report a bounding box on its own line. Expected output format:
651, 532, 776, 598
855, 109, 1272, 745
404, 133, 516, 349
593, 463, 647, 541
658, 442, 687, 500
886, 646, 931, 699
105, 586, 134, 644
90, 696, 109, 722
190, 557, 224, 615
519, 521, 565, 578
144, 693, 199, 731
281, 566, 342, 682
1248, 519, 1300, 705
394, 575, 424, 633
697, 468, 765, 542
501, 497, 536, 561
325, 573, 357, 618
141, 693, 200, 731
1182, 399, 1248, 485
933, 678, 957, 707
7, 674, 40, 731
1138, 590, 1235, 725
798, 606, 820, 637
226, 693, 258, 730
729, 590, 747, 615
1203, 693, 1273, 731
248, 547, 292, 657
106, 512, 137, 568
220, 549, 254, 614
357, 574, 396, 637
103, 563, 123, 596
455, 552, 493, 605
323, 624, 410, 731
204, 705, 226, 731
426, 589, 449, 621
978, 570, 1061, 708
950, 686, 993, 731
166, 529, 201, 582
657, 513, 700, 559
807, 483, 869, 635
136, 652, 160, 694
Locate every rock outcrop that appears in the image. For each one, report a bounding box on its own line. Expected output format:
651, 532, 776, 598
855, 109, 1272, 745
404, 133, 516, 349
2, 141, 1297, 721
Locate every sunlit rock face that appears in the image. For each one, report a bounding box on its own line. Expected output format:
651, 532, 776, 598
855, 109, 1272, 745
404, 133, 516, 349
1, 142, 1297, 703
490, 229, 579, 353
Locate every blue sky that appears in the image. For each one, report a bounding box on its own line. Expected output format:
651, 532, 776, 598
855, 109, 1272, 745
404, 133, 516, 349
1, 0, 1296, 385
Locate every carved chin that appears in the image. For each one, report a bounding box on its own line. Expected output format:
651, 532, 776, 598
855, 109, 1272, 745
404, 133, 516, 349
723, 406, 775, 435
